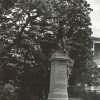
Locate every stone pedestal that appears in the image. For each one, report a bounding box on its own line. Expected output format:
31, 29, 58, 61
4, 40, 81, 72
48, 51, 69, 100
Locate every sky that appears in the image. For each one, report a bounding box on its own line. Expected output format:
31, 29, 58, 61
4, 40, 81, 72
87, 0, 100, 29
87, 0, 100, 37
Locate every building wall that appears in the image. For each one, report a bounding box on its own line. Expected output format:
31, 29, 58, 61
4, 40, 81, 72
94, 43, 100, 61
93, 38, 100, 68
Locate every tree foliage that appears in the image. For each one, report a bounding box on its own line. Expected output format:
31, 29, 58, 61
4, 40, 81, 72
0, 0, 96, 99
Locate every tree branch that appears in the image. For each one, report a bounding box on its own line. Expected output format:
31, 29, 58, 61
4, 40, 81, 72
1, 14, 41, 54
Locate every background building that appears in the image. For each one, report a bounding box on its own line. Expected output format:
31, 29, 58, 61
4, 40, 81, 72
90, 28, 100, 92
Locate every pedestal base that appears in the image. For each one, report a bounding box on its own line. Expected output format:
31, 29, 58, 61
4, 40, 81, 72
48, 92, 69, 100
48, 51, 70, 100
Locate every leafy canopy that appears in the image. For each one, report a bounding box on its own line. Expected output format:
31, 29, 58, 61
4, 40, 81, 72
0, 0, 95, 99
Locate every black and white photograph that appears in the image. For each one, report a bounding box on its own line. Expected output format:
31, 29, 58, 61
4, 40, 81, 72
0, 0, 100, 100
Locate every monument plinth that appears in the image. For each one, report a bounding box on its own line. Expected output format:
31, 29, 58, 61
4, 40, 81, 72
48, 51, 69, 100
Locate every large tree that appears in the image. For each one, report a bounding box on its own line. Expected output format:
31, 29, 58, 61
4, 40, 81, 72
0, 0, 96, 99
